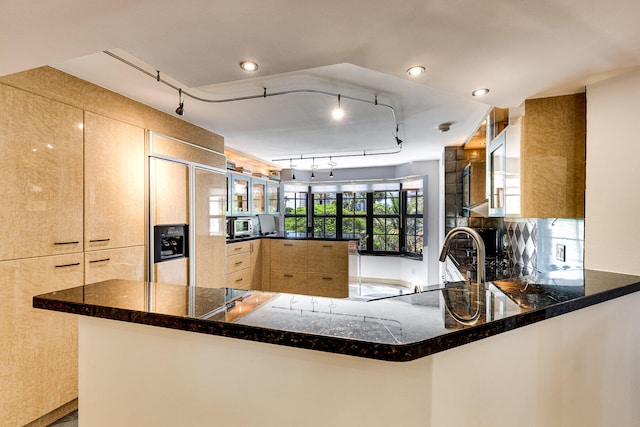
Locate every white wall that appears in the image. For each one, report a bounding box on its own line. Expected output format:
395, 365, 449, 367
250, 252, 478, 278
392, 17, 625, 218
586, 69, 640, 274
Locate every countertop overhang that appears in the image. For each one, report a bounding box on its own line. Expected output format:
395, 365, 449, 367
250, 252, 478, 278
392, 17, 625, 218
33, 270, 640, 362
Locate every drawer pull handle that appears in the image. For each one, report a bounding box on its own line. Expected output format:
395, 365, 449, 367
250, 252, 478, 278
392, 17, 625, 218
235, 261, 243, 265
55, 262, 80, 268
89, 258, 110, 264
235, 278, 244, 282
234, 247, 242, 251
54, 241, 80, 245
284, 243, 293, 247
322, 276, 333, 281
89, 238, 111, 243
284, 274, 293, 278
322, 245, 333, 248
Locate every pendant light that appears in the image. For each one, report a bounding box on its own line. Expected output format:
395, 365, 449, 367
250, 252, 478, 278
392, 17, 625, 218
332, 94, 344, 120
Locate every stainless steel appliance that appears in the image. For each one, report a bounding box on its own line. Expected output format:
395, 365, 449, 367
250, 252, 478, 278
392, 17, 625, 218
232, 218, 252, 237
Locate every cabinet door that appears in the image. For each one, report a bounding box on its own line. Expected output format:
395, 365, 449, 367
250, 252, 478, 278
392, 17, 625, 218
267, 182, 279, 214
250, 239, 262, 290
307, 241, 348, 273
84, 112, 145, 251
252, 179, 266, 214
271, 240, 308, 271
0, 254, 83, 426
231, 174, 250, 215
270, 269, 308, 294
0, 85, 83, 260
85, 246, 145, 285
308, 272, 348, 298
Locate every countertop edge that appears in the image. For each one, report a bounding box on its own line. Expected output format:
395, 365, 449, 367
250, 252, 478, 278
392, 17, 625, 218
33, 277, 640, 362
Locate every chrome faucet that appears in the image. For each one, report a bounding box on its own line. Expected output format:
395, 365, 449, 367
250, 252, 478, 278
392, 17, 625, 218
439, 226, 486, 325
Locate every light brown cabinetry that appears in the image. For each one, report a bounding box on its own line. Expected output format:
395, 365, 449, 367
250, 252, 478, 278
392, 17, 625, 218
0, 85, 84, 261
84, 112, 145, 251
520, 93, 586, 218
85, 246, 145, 285
493, 94, 586, 218
269, 240, 349, 298
307, 241, 349, 298
250, 239, 262, 290
226, 241, 252, 290
0, 254, 82, 427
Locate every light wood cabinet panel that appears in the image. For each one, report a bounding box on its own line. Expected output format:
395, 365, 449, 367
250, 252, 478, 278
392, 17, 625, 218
270, 269, 308, 294
308, 241, 348, 273
250, 239, 262, 290
520, 93, 586, 218
271, 240, 308, 271
84, 246, 145, 285
308, 273, 349, 298
154, 258, 188, 286
0, 84, 83, 261
226, 269, 251, 290
151, 158, 189, 225
193, 167, 226, 289
226, 252, 250, 274
0, 254, 82, 426
84, 112, 145, 251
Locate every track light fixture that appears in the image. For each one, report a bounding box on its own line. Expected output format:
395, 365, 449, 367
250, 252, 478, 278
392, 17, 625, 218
329, 157, 335, 178
290, 159, 296, 180
311, 158, 316, 179
332, 94, 344, 120
175, 88, 184, 116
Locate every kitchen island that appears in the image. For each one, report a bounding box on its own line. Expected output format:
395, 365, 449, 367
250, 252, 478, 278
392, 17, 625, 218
34, 270, 640, 426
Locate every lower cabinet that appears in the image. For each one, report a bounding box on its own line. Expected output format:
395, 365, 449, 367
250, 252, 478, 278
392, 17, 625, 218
0, 254, 83, 427
85, 246, 145, 285
226, 241, 252, 289
269, 240, 349, 298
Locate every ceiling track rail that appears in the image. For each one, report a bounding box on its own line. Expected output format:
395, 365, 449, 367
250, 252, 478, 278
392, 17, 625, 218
102, 50, 404, 147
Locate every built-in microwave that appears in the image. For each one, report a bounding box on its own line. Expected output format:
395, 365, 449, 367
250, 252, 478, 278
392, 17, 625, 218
233, 218, 252, 237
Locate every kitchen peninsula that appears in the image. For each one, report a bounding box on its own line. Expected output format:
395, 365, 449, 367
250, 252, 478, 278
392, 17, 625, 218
34, 269, 640, 426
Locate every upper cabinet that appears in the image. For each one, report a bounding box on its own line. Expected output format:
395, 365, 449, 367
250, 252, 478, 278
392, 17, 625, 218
252, 178, 266, 214
84, 112, 145, 250
0, 85, 84, 261
230, 173, 251, 215
487, 93, 586, 218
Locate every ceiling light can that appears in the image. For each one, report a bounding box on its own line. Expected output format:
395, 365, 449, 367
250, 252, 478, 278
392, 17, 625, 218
239, 61, 258, 72
472, 88, 490, 97
406, 66, 426, 76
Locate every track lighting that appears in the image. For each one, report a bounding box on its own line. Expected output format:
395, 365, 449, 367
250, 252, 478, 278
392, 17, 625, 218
311, 158, 316, 179
329, 157, 335, 178
290, 159, 296, 180
332, 94, 344, 120
175, 88, 184, 116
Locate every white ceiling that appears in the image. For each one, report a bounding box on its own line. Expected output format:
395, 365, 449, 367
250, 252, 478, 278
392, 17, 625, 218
2, 0, 640, 170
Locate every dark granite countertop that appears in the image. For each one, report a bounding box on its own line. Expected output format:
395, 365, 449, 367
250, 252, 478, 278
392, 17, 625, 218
33, 269, 640, 362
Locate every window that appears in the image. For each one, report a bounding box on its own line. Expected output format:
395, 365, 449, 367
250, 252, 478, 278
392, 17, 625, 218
283, 182, 424, 258
342, 191, 367, 249
284, 191, 308, 236
404, 189, 424, 255
372, 191, 400, 252
313, 192, 337, 238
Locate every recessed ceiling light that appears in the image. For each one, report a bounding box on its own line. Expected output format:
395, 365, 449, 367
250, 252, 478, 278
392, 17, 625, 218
472, 88, 490, 97
406, 66, 426, 77
239, 61, 258, 72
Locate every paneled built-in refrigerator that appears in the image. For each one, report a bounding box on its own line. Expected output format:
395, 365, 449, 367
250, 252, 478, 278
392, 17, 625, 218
148, 132, 227, 288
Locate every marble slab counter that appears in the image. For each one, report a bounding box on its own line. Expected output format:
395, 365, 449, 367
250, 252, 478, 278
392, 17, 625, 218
33, 269, 640, 362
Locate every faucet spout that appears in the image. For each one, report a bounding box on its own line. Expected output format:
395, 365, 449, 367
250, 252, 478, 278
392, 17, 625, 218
439, 226, 486, 285
439, 226, 486, 326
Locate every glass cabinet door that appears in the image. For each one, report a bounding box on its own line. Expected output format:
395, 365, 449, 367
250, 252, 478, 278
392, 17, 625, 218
231, 175, 250, 215
267, 182, 279, 214
488, 131, 506, 217
252, 179, 266, 214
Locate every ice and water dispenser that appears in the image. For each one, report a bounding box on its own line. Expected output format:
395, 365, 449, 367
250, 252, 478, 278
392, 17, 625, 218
153, 224, 189, 263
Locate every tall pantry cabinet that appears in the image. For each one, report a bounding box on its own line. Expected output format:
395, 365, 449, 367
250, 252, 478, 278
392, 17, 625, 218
0, 85, 145, 426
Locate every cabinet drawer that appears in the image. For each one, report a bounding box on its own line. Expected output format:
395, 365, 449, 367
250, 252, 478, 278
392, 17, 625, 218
227, 241, 251, 255
271, 240, 308, 271
308, 272, 349, 298
307, 241, 348, 273
226, 252, 250, 274
226, 269, 251, 290
270, 269, 307, 294
85, 246, 145, 285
